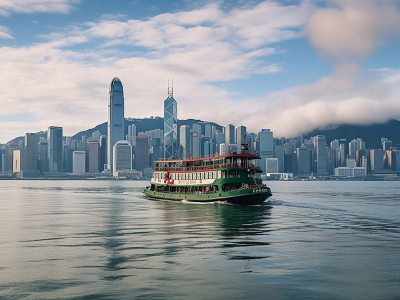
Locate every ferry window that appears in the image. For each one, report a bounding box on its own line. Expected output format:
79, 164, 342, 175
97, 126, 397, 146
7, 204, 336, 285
205, 172, 209, 179
197, 173, 201, 180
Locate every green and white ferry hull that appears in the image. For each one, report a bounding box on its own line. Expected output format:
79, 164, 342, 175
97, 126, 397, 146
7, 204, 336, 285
144, 152, 272, 206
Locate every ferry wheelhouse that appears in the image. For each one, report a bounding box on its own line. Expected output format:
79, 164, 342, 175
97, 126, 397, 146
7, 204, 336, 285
144, 146, 272, 205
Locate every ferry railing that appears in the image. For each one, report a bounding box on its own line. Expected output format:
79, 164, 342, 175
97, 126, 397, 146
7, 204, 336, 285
155, 162, 261, 172
157, 150, 260, 162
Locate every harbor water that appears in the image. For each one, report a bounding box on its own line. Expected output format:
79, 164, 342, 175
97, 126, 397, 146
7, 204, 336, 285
0, 180, 399, 299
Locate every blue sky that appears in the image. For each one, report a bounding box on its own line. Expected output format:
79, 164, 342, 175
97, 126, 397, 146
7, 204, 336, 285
0, 0, 400, 143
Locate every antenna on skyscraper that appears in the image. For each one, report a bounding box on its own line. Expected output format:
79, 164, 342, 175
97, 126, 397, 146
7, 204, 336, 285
168, 79, 173, 98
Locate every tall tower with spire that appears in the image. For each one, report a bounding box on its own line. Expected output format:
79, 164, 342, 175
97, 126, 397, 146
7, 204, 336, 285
107, 77, 125, 171
163, 80, 178, 159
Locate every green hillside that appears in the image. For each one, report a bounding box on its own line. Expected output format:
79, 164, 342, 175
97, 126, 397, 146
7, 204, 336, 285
304, 119, 400, 149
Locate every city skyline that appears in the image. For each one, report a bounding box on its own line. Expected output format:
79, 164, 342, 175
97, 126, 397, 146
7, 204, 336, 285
1, 0, 400, 143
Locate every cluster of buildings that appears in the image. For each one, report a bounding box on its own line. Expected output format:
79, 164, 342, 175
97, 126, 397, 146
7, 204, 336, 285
1, 77, 399, 180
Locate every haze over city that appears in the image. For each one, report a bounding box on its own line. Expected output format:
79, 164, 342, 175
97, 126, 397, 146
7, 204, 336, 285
1, 0, 400, 143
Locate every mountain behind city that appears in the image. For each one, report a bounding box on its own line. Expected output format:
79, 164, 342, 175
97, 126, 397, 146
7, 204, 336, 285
9, 118, 400, 150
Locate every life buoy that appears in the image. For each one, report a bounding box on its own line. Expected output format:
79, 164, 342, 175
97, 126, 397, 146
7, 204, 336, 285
205, 186, 209, 192
164, 171, 174, 185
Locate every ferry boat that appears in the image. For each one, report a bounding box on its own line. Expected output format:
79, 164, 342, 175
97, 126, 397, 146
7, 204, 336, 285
144, 143, 272, 205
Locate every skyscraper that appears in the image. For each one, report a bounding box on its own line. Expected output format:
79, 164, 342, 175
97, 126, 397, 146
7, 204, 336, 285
107, 77, 125, 172
316, 135, 328, 176
73, 151, 86, 175
180, 125, 191, 160
48, 126, 63, 172
191, 124, 201, 158
99, 135, 106, 172
236, 126, 246, 154
38, 140, 48, 172
225, 124, 235, 145
259, 129, 273, 173
113, 140, 132, 177
134, 137, 149, 171
25, 133, 38, 171
86, 141, 99, 173
164, 83, 178, 159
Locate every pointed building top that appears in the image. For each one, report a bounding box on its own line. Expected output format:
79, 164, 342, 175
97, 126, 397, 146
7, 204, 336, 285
168, 79, 173, 98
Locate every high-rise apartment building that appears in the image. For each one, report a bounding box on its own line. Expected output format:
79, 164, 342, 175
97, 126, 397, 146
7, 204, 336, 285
164, 84, 178, 159
113, 140, 132, 177
107, 77, 125, 172
48, 126, 63, 172
274, 145, 284, 173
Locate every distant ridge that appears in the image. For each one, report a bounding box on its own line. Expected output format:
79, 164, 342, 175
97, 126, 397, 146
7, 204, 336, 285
304, 119, 400, 149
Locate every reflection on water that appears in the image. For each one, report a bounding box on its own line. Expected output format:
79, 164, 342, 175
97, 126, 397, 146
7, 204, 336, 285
1, 180, 400, 300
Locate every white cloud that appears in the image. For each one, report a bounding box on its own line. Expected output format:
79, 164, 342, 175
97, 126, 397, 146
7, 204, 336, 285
0, 26, 14, 39
0, 0, 80, 16
305, 0, 400, 60
1, 1, 400, 142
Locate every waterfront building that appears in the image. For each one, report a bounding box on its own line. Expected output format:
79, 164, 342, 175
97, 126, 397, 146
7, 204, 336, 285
99, 135, 107, 172
107, 77, 125, 171
339, 139, 348, 167
86, 141, 99, 173
297, 146, 311, 176
353, 167, 367, 177
266, 158, 278, 173
236, 126, 246, 154
349, 139, 357, 159
204, 123, 212, 138
274, 145, 285, 173
2, 154, 11, 173
134, 137, 149, 172
259, 129, 273, 173
113, 140, 132, 177
335, 167, 352, 177
150, 137, 163, 168
384, 150, 396, 171
73, 151, 86, 175
220, 143, 227, 155
25, 133, 38, 171
190, 124, 201, 158
13, 150, 28, 173
127, 124, 137, 146
38, 140, 48, 172
346, 158, 356, 168
356, 149, 366, 167
48, 126, 63, 172
225, 124, 235, 145
370, 149, 384, 173
214, 130, 225, 154
164, 84, 178, 159
316, 135, 328, 176
180, 125, 190, 160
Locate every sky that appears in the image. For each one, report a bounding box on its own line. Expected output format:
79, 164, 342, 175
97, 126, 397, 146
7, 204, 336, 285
0, 0, 400, 143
